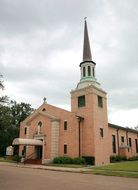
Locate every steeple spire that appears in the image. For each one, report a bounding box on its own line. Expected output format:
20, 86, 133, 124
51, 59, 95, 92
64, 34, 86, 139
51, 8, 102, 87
76, 19, 101, 90
83, 18, 92, 61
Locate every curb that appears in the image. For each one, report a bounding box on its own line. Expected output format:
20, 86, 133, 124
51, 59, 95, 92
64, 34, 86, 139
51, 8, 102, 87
0, 162, 89, 173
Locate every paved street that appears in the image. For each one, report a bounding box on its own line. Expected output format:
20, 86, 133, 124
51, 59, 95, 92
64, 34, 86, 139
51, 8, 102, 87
0, 165, 138, 190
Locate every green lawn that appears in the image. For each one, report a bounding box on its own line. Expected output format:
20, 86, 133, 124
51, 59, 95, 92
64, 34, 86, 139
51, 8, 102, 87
88, 161, 138, 178
94, 161, 138, 172
0, 157, 15, 163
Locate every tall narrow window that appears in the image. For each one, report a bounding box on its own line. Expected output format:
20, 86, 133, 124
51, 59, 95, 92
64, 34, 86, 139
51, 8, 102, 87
38, 121, 42, 134
88, 66, 91, 76
64, 144, 67, 154
121, 136, 124, 143
100, 128, 104, 138
98, 96, 103, 108
78, 95, 85, 107
93, 67, 95, 77
83, 67, 86, 77
135, 139, 138, 153
64, 121, 67, 130
24, 127, 27, 135
129, 138, 132, 147
22, 146, 26, 156
112, 135, 116, 153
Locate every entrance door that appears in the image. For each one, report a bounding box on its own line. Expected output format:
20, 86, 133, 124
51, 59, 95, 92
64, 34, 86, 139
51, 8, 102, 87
35, 146, 42, 159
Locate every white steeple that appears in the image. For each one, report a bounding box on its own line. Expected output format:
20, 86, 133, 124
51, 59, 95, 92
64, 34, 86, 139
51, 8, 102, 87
76, 19, 100, 89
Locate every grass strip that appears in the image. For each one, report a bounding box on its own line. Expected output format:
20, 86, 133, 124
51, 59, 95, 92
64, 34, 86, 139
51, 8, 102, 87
91, 170, 138, 178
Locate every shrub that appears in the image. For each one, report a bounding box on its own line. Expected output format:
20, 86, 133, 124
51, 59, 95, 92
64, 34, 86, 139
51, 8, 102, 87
82, 156, 95, 165
73, 157, 85, 165
128, 156, 138, 161
12, 155, 21, 162
53, 156, 86, 165
110, 155, 127, 163
53, 156, 73, 164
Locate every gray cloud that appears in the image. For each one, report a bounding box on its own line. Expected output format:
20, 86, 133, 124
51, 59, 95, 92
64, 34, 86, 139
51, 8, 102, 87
0, 0, 138, 127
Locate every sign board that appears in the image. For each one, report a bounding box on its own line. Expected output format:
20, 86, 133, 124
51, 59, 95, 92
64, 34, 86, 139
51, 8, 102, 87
6, 146, 14, 156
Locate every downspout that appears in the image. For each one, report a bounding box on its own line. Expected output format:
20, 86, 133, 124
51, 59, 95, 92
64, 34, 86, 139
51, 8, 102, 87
78, 119, 81, 157
76, 116, 84, 158
117, 129, 120, 155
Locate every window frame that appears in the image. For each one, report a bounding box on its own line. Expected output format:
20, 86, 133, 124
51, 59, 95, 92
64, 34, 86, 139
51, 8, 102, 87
135, 139, 138, 153
78, 95, 85, 107
92, 67, 95, 77
64, 121, 68, 131
83, 67, 86, 77
64, 144, 67, 154
24, 127, 27, 135
88, 66, 91, 76
100, 128, 104, 138
112, 135, 116, 153
121, 136, 125, 143
98, 96, 103, 108
129, 137, 132, 147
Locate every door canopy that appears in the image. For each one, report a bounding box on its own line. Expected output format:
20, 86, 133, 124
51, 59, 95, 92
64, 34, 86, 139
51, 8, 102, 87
12, 138, 43, 146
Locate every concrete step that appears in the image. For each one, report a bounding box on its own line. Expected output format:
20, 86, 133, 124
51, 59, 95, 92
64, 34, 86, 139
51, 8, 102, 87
24, 159, 42, 165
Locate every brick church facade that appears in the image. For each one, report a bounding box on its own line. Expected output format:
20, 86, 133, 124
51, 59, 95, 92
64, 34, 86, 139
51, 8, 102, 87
13, 20, 138, 165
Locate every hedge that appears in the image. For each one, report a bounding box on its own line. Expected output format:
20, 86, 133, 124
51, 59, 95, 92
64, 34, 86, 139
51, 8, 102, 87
53, 156, 85, 165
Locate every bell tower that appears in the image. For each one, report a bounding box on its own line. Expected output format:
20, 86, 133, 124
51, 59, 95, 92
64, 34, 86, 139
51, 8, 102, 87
71, 19, 110, 165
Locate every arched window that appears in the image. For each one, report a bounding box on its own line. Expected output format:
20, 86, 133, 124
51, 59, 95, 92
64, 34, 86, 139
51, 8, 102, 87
38, 121, 42, 127
37, 121, 42, 134
88, 66, 91, 76
83, 67, 86, 77
93, 67, 95, 77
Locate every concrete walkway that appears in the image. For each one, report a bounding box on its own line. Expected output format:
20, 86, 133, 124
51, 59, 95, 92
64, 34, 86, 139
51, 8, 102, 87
0, 161, 91, 173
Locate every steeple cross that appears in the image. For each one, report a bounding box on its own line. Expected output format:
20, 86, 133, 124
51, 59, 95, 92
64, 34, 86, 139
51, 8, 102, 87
43, 97, 47, 103
84, 17, 87, 21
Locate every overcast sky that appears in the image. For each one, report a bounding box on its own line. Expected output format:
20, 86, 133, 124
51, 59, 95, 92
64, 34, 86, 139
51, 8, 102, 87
0, 0, 138, 128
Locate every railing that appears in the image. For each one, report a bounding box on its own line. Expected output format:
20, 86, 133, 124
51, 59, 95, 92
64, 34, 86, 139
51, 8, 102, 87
21, 152, 35, 163
26, 152, 36, 159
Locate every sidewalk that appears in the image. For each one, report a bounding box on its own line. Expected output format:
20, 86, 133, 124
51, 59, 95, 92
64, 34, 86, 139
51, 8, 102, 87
0, 161, 91, 173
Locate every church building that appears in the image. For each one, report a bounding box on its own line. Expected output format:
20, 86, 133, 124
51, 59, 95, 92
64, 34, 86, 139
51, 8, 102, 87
13, 20, 138, 165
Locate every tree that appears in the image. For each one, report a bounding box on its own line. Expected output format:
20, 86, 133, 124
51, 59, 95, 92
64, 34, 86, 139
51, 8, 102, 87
0, 101, 34, 156
0, 74, 4, 90
10, 101, 34, 127
134, 126, 138, 131
0, 74, 9, 104
0, 105, 18, 156
0, 74, 34, 156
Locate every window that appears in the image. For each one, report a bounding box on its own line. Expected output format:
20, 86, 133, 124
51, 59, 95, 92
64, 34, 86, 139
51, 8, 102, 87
121, 136, 124, 143
129, 138, 132, 147
38, 121, 42, 127
88, 66, 91, 76
135, 139, 138, 153
98, 96, 103, 108
93, 67, 95, 77
78, 95, 85, 107
24, 127, 27, 135
64, 121, 67, 130
22, 146, 26, 156
64, 144, 67, 154
112, 135, 116, 153
38, 121, 42, 134
100, 128, 104, 138
83, 67, 86, 77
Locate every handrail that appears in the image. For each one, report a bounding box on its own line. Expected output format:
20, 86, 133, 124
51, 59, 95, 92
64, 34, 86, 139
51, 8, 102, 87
24, 152, 35, 161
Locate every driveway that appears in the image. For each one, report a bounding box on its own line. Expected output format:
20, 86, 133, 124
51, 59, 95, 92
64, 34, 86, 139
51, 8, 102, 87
0, 165, 138, 190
